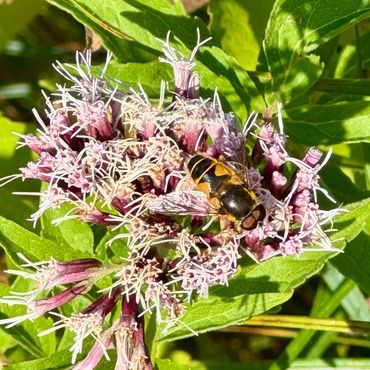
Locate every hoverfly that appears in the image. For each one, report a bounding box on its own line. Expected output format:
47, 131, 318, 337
187, 154, 266, 230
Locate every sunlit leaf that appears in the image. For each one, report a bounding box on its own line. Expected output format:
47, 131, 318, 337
209, 0, 275, 70
263, 0, 370, 104
47, 0, 207, 60
41, 204, 94, 255
0, 215, 90, 267
283, 101, 370, 145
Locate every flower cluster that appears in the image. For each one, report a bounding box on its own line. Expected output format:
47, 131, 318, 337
0, 32, 341, 369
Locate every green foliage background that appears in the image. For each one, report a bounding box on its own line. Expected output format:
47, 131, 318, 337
0, 0, 369, 369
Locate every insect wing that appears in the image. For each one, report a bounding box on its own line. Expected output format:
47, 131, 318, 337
147, 190, 211, 216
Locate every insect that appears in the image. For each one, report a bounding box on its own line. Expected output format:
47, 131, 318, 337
187, 154, 266, 230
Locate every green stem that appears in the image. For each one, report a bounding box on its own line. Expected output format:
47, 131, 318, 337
268, 279, 356, 370
243, 315, 370, 335
221, 326, 370, 348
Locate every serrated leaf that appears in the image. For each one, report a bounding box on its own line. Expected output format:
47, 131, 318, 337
209, 0, 275, 70
263, 0, 370, 104
157, 252, 325, 342
0, 215, 89, 267
157, 198, 369, 341
283, 101, 370, 145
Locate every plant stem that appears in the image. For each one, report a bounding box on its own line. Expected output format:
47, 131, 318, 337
267, 279, 356, 370
241, 315, 370, 335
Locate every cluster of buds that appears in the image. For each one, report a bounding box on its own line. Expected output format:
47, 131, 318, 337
0, 32, 341, 368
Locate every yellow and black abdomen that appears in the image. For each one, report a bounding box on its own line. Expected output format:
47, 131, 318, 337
188, 154, 230, 196
188, 154, 266, 230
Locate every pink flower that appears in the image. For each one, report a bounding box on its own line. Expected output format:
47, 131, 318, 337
0, 284, 89, 328
0, 33, 342, 369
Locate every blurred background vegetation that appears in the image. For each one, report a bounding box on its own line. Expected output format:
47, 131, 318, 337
0, 0, 369, 368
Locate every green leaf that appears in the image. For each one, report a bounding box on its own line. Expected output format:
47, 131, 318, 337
0, 0, 45, 51
322, 263, 370, 321
283, 101, 370, 145
0, 215, 89, 267
156, 252, 327, 342
0, 187, 38, 232
48, 0, 264, 117
158, 291, 292, 342
47, 0, 208, 59
304, 331, 336, 359
0, 282, 55, 359
102, 61, 172, 97
209, 0, 275, 70
157, 198, 369, 341
263, 0, 370, 104
263, 2, 323, 104
315, 78, 370, 96
268, 279, 356, 370
0, 327, 16, 354
156, 358, 194, 370
0, 116, 39, 230
4, 339, 95, 370
0, 311, 45, 359
104, 55, 263, 121
197, 47, 266, 115
320, 165, 370, 204
46, 0, 156, 63
267, 198, 370, 368
41, 203, 94, 255
0, 116, 34, 181
332, 198, 370, 245
332, 25, 370, 79
331, 231, 370, 295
